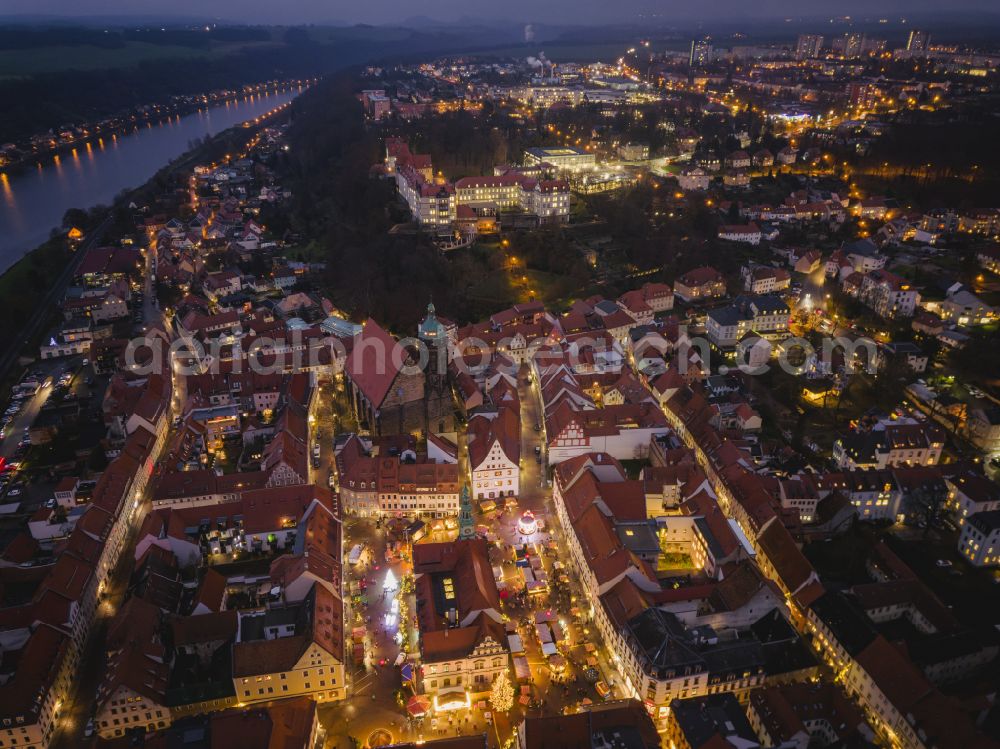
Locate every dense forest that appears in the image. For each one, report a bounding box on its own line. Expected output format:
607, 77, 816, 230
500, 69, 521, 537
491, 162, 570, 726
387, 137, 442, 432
273, 76, 770, 331
277, 75, 483, 332
279, 73, 725, 332
0, 26, 270, 51
0, 24, 493, 144
855, 113, 1000, 207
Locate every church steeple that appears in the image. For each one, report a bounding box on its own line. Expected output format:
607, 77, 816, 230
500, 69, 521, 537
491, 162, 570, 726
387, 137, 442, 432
458, 484, 475, 540
418, 299, 444, 343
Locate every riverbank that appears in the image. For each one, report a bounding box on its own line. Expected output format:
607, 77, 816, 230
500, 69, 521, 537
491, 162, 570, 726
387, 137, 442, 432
0, 80, 311, 177
1, 86, 302, 265
0, 96, 298, 392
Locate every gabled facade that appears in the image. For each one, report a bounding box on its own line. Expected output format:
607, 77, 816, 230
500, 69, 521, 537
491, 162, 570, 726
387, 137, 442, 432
467, 409, 521, 499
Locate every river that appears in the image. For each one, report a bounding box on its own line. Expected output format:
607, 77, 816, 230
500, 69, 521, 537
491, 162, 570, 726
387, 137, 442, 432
0, 86, 302, 273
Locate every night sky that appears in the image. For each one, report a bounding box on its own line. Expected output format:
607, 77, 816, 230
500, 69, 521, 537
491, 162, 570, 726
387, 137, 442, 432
3, 0, 999, 25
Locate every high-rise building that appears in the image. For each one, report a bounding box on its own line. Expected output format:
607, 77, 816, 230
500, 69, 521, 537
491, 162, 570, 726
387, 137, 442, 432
689, 39, 714, 67
862, 37, 887, 56
847, 82, 880, 109
907, 29, 930, 52
841, 32, 865, 59
796, 34, 823, 59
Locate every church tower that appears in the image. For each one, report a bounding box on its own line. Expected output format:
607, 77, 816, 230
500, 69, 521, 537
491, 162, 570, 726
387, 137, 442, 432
418, 301, 448, 386
418, 300, 455, 436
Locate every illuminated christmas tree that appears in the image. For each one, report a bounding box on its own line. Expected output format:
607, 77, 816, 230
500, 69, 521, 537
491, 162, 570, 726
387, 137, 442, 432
490, 669, 514, 713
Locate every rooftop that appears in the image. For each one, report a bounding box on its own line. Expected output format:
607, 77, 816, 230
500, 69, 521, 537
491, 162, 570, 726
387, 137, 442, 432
670, 693, 759, 749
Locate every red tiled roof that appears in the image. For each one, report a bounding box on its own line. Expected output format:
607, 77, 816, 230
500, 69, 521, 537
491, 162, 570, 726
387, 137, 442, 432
520, 701, 658, 749
232, 585, 343, 677
344, 320, 408, 407
756, 519, 815, 594
153, 469, 269, 503
850, 579, 957, 633
77, 246, 140, 277
617, 290, 653, 315
677, 266, 723, 288
600, 577, 650, 630
413, 539, 501, 636
171, 610, 237, 646
596, 480, 647, 521
599, 309, 637, 331
107, 597, 162, 653
467, 407, 520, 470
1, 531, 39, 564
855, 636, 931, 714
193, 568, 228, 613
682, 491, 740, 558
553, 453, 624, 492
0, 624, 69, 721
420, 610, 507, 662
750, 682, 864, 745
572, 504, 634, 586
719, 223, 760, 234
156, 484, 333, 541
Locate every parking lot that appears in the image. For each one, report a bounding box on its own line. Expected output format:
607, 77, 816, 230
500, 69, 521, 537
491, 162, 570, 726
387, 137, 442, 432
0, 354, 104, 519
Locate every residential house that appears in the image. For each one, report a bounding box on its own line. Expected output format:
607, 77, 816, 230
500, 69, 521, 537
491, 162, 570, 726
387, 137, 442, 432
743, 265, 791, 294
516, 701, 658, 749
718, 223, 762, 245
833, 422, 945, 470
677, 167, 711, 191
880, 342, 928, 373
748, 681, 869, 749
841, 239, 886, 274
667, 693, 760, 749
858, 269, 919, 319
336, 435, 460, 518
934, 290, 996, 326
752, 149, 774, 168
413, 540, 510, 706
674, 267, 727, 304
232, 585, 345, 705
957, 510, 1000, 567
638, 282, 674, 312
467, 407, 521, 499
706, 295, 790, 349
94, 599, 170, 738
